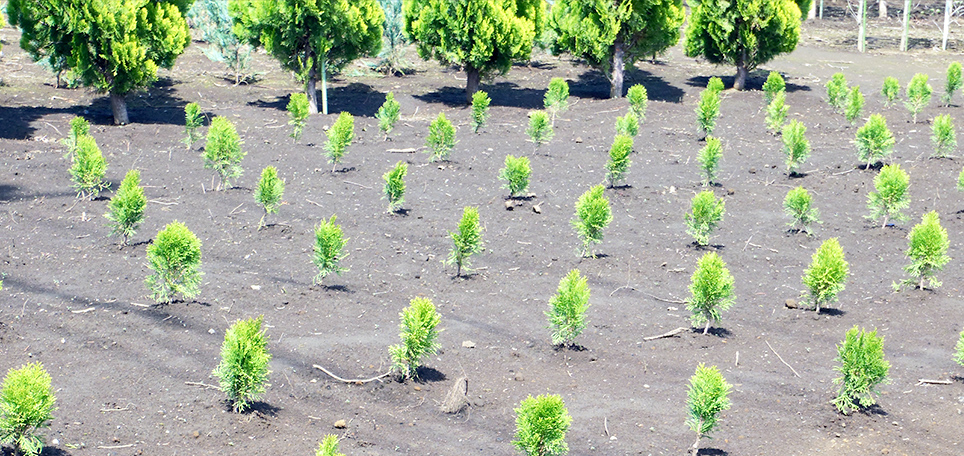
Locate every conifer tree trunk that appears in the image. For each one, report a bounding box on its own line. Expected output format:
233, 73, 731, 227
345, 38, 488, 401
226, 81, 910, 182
900, 0, 911, 50
857, 0, 867, 52
734, 49, 748, 90
307, 78, 319, 114
465, 66, 481, 104
610, 42, 626, 98
110, 91, 129, 125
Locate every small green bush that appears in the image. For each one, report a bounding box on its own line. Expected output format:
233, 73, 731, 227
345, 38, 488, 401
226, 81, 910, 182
324, 112, 354, 172
377, 91, 401, 140
287, 93, 309, 141
826, 72, 848, 113
605, 134, 633, 188
572, 185, 613, 258
784, 186, 819, 234
513, 394, 571, 456
426, 112, 456, 161
867, 163, 910, 229
105, 169, 147, 245
445, 207, 483, 277
526, 110, 554, 147
765, 90, 788, 134
685, 190, 725, 246
706, 76, 724, 93
145, 221, 203, 304
687, 252, 735, 334
802, 237, 848, 313
203, 116, 245, 189
0, 363, 56, 456
312, 216, 348, 284
881, 76, 900, 108
782, 119, 811, 174
62, 116, 90, 159
905, 73, 932, 122
627, 84, 648, 122
183, 102, 203, 148
615, 110, 639, 137
931, 114, 957, 158
697, 136, 723, 186
954, 329, 964, 367
547, 269, 590, 348
254, 166, 285, 230
855, 114, 895, 168
212, 315, 271, 413
899, 211, 950, 291
833, 326, 890, 415
69, 135, 109, 199
695, 86, 721, 137
499, 155, 531, 197
471, 90, 491, 133
686, 363, 731, 455
958, 166, 964, 191
383, 161, 408, 213
388, 297, 442, 380
943, 62, 962, 106
544, 77, 569, 125
316, 434, 346, 456
763, 71, 785, 105
845, 85, 864, 125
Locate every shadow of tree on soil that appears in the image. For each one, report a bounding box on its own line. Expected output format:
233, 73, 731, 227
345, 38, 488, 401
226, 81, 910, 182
685, 72, 811, 92
571, 66, 685, 102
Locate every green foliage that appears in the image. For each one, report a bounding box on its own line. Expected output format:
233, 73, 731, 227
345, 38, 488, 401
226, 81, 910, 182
686, 363, 731, 454
881, 76, 900, 108
377, 91, 401, 139
375, 0, 409, 75
471, 91, 491, 133
105, 170, 147, 245
324, 112, 355, 172
527, 110, 555, 147
765, 90, 788, 133
203, 116, 245, 189
316, 434, 346, 456
855, 114, 895, 168
782, 119, 810, 174
388, 297, 442, 380
832, 326, 890, 415
687, 252, 735, 334
867, 164, 910, 228
544, 78, 570, 125
383, 161, 408, 213
426, 112, 456, 161
931, 114, 957, 158
627, 84, 648, 122
572, 185, 613, 258
707, 77, 725, 94
183, 103, 203, 148
513, 394, 571, 456
546, 269, 591, 347
69, 135, 110, 199
312, 216, 348, 284
212, 316, 271, 413
801, 237, 848, 313
8, 0, 193, 124
254, 166, 285, 230
63, 116, 91, 158
499, 155, 532, 197
900, 211, 950, 290
905, 73, 932, 123
763, 71, 785, 104
955, 330, 964, 367
615, 111, 639, 137
0, 363, 55, 456
446, 207, 483, 277
605, 134, 634, 187
943, 62, 962, 106
959, 166, 964, 192
697, 136, 723, 186
287, 93, 309, 141
783, 186, 819, 234
145, 221, 203, 304
188, 0, 253, 84
845, 85, 864, 125
685, 190, 725, 246
826, 72, 848, 113
695, 86, 721, 136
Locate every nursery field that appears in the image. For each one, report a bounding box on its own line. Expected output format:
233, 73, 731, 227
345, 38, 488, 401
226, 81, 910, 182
2, 14, 964, 456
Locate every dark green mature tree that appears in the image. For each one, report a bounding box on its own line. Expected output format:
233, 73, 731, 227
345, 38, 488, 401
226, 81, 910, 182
684, 0, 801, 90
404, 0, 546, 103
550, 0, 685, 98
7, 0, 194, 124
230, 0, 384, 114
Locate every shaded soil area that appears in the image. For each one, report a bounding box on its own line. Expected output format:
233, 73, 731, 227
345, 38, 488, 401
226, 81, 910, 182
2, 11, 964, 456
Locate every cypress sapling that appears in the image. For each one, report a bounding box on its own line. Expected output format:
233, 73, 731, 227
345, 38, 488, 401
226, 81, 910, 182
69, 135, 110, 199
316, 435, 346, 456
445, 207, 483, 277
763, 71, 785, 105
931, 114, 957, 158
627, 84, 648, 122
526, 110, 554, 148
63, 116, 91, 159
212, 315, 271, 413
513, 394, 571, 456
765, 90, 788, 134
801, 238, 848, 313
959, 166, 964, 192
782, 119, 811, 175
546, 269, 590, 348
832, 326, 890, 415
685, 190, 725, 246
845, 85, 864, 125
312, 216, 348, 284
183, 102, 203, 149
867, 163, 910, 229
881, 76, 900, 108
498, 155, 531, 198
426, 112, 456, 161
905, 73, 932, 123
697, 136, 723, 186
855, 114, 895, 168
0, 362, 56, 456
615, 110, 639, 137
203, 116, 245, 189
687, 252, 735, 334
105, 169, 147, 245
826, 72, 848, 112
287, 92, 309, 141
324, 112, 354, 172
899, 211, 950, 291
783, 186, 820, 234
145, 221, 203, 304
388, 297, 442, 380
544, 77, 570, 126
706, 77, 724, 93
954, 329, 964, 367
943, 61, 962, 106
572, 185, 613, 258
471, 90, 491, 133
695, 86, 721, 137
686, 364, 731, 455
254, 166, 285, 230
383, 161, 408, 213
376, 91, 401, 140
605, 134, 633, 188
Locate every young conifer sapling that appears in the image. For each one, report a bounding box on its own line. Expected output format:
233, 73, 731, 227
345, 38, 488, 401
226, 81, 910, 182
0, 362, 56, 456
782, 119, 811, 175
899, 211, 950, 291
931, 114, 957, 158
881, 76, 900, 108
383, 161, 408, 213
513, 394, 571, 456
63, 116, 90, 159
615, 110, 639, 137
544, 78, 569, 126
471, 90, 491, 133
105, 169, 147, 245
547, 269, 590, 348
426, 112, 456, 161
377, 91, 401, 140
572, 185, 613, 258
499, 155, 531, 198
145, 221, 203, 304
867, 163, 910, 229
687, 252, 735, 334
855, 114, 895, 168
183, 103, 203, 149
605, 134, 633, 188
446, 206, 483, 277
763, 71, 785, 105
316, 434, 346, 456
388, 297, 442, 380
526, 110, 554, 148
324, 112, 354, 172
686, 363, 731, 455
203, 116, 245, 189
212, 315, 271, 413
312, 216, 348, 284
905, 73, 932, 122
845, 85, 864, 125
695, 86, 721, 138
954, 329, 964, 367
943, 62, 962, 106
69, 135, 110, 199
254, 166, 285, 230
802, 238, 849, 313
826, 72, 848, 112
833, 326, 890, 415
765, 90, 788, 134
627, 84, 648, 123
287, 92, 309, 141
685, 190, 725, 246
697, 136, 723, 186
784, 186, 820, 235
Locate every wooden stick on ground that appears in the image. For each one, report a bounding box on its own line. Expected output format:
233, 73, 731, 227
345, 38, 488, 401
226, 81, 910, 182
313, 364, 392, 384
765, 340, 801, 378
643, 327, 688, 341
917, 379, 952, 386
185, 381, 221, 390
644, 293, 687, 305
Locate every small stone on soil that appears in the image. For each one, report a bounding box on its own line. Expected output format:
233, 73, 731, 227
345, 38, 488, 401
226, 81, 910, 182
462, 340, 476, 348
785, 299, 798, 309
333, 419, 347, 429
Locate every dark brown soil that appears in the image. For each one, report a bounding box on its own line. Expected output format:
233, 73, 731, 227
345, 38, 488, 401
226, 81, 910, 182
2, 11, 964, 456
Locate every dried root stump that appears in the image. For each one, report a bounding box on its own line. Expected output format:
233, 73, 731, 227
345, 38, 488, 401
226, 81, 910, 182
439, 376, 469, 414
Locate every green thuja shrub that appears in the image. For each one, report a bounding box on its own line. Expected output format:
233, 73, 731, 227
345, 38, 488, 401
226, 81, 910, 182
765, 90, 788, 134
782, 119, 810, 175
547, 269, 590, 348
426, 112, 456, 161
615, 110, 639, 137
905, 73, 932, 122
605, 134, 633, 188
324, 112, 354, 172
802, 238, 848, 313
544, 78, 570, 126
527, 110, 554, 148
388, 297, 442, 380
105, 169, 147, 245
832, 326, 890, 415
627, 84, 648, 122
499, 155, 531, 197
572, 185, 613, 258
69, 135, 109, 199
845, 86, 864, 125
784, 186, 819, 234
383, 161, 408, 213
446, 207, 483, 277
513, 394, 571, 456
931, 114, 957, 158
697, 136, 723, 186
0, 363, 55, 456
204, 116, 245, 189
471, 90, 491, 133
855, 114, 895, 168
287, 92, 309, 141
695, 85, 721, 137
763, 71, 785, 105
183, 103, 203, 148
685, 190, 725, 246
954, 330, 964, 367
687, 252, 735, 334
706, 77, 724, 93
377, 91, 401, 140
212, 315, 271, 413
686, 363, 731, 455
898, 211, 950, 291
826, 72, 848, 113
62, 116, 90, 159
943, 62, 962, 106
881, 77, 900, 108
146, 221, 203, 304
312, 216, 348, 284
254, 166, 285, 230
867, 164, 910, 229
316, 434, 345, 456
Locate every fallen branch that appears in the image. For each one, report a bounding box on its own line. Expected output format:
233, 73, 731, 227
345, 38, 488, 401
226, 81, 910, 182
386, 147, 418, 153
97, 444, 134, 449
917, 378, 952, 386
344, 180, 373, 189
609, 285, 636, 297
70, 307, 96, 314
185, 381, 221, 391
306, 199, 324, 208
644, 292, 687, 305
643, 327, 688, 341
313, 364, 392, 384
832, 167, 857, 176
765, 340, 801, 378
